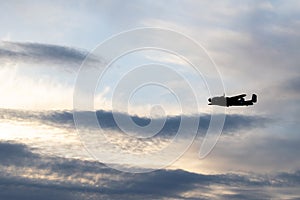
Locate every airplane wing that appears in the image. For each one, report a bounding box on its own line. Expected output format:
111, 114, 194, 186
228, 94, 246, 100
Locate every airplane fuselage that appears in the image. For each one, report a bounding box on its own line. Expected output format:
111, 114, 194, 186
208, 94, 257, 107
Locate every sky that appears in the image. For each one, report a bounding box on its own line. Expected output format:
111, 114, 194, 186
0, 0, 300, 199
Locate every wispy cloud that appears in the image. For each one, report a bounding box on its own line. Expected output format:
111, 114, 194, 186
0, 41, 103, 110
0, 41, 101, 71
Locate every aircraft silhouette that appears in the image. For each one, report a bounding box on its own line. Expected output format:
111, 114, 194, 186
208, 94, 257, 107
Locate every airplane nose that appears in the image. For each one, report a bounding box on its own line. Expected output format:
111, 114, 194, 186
208, 98, 211, 102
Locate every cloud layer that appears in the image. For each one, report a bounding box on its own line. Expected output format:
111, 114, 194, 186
0, 108, 270, 136
0, 41, 89, 69
0, 141, 299, 200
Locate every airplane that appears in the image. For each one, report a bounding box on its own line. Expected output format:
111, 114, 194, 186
208, 94, 257, 107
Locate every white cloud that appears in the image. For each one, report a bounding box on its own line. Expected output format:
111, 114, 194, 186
0, 66, 74, 110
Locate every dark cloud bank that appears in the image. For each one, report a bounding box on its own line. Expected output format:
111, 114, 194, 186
0, 142, 299, 200
0, 108, 270, 137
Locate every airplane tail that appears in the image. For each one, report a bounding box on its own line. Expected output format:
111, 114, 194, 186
252, 94, 257, 103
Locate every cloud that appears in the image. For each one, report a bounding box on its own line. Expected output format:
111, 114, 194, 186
0, 141, 299, 200
0, 42, 101, 110
0, 108, 270, 136
281, 76, 300, 94
251, 76, 300, 119
0, 1, 299, 198
192, 128, 300, 174
0, 142, 37, 166
0, 41, 100, 71
0, 108, 273, 172
137, 1, 300, 94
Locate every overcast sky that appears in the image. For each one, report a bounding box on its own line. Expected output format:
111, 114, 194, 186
0, 0, 300, 199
